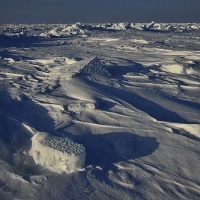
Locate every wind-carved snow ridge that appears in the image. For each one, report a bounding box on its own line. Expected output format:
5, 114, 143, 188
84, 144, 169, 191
76, 57, 111, 77
30, 133, 86, 174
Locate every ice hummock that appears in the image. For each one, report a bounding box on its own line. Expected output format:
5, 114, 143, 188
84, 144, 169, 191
30, 133, 86, 174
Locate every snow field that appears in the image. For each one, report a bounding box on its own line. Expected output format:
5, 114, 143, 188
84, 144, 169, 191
0, 23, 200, 200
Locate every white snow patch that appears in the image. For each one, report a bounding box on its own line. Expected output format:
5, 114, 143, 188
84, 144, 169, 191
146, 21, 155, 29
29, 57, 77, 66
131, 39, 149, 44
30, 133, 86, 174
186, 67, 200, 76
22, 123, 35, 137
160, 122, 200, 138
105, 38, 120, 42
0, 72, 24, 78
161, 63, 184, 74
64, 58, 77, 65
129, 23, 144, 30
90, 37, 119, 42
31, 59, 55, 65
4, 58, 15, 63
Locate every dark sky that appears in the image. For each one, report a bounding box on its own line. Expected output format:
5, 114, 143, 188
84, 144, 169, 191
0, 0, 200, 24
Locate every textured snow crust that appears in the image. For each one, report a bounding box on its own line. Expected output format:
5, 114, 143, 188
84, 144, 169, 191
30, 133, 86, 174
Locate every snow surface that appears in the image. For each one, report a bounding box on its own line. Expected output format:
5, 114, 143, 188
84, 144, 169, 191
0, 23, 200, 200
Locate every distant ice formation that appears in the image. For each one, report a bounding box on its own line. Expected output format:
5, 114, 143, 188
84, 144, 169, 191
30, 133, 86, 174
1, 22, 200, 39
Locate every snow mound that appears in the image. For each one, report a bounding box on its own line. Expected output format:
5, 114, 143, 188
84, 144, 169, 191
64, 101, 96, 112
30, 133, 86, 174
77, 57, 111, 77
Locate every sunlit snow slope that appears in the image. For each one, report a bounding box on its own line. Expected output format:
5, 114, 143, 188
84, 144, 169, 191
0, 23, 200, 200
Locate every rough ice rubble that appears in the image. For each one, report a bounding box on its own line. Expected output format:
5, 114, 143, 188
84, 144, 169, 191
30, 133, 86, 174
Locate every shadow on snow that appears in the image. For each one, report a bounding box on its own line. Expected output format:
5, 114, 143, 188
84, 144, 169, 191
83, 77, 186, 123
73, 132, 159, 169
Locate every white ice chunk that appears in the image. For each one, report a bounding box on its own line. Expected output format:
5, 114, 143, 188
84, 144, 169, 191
30, 133, 86, 174
4, 58, 15, 63
146, 21, 155, 29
